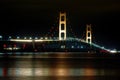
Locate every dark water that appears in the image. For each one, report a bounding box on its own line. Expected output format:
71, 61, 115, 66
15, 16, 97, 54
0, 52, 120, 80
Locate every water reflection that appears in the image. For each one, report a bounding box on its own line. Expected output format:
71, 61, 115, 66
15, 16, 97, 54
0, 52, 120, 80
0, 68, 119, 77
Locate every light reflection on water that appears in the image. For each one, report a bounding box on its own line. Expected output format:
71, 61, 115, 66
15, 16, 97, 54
0, 68, 118, 76
0, 68, 88, 76
0, 52, 120, 80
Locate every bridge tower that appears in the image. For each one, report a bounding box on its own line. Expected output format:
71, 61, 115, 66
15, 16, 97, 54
86, 24, 92, 44
59, 12, 66, 40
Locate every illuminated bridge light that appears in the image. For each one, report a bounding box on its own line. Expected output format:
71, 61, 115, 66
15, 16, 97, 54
45, 37, 48, 40
0, 35, 2, 38
71, 46, 74, 48
40, 37, 43, 39
35, 37, 38, 39
110, 49, 117, 53
29, 37, 32, 39
9, 36, 11, 39
17, 36, 20, 39
0, 35, 2, 41
10, 39, 33, 42
24, 37, 27, 39
61, 45, 65, 49
35, 39, 44, 42
101, 46, 105, 49
81, 46, 83, 48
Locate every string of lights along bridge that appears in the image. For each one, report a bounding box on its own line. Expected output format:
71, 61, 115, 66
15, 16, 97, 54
0, 12, 119, 53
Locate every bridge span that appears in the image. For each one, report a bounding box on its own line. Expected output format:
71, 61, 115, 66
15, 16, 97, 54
0, 12, 118, 53
0, 37, 116, 53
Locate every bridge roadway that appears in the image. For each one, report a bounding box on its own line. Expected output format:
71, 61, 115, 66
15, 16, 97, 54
10, 37, 111, 52
10, 37, 95, 48
10, 37, 84, 42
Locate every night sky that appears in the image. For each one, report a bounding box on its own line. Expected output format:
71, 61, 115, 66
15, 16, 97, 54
0, 0, 120, 50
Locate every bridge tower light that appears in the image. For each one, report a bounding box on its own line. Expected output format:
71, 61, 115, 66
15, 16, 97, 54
86, 24, 92, 44
59, 12, 66, 40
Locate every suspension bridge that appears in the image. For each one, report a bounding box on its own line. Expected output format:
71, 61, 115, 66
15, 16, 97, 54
0, 12, 118, 53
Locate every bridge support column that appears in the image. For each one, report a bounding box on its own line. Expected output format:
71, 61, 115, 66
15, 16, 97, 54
86, 24, 92, 44
59, 12, 66, 40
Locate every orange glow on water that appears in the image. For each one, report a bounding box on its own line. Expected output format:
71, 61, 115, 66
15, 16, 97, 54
83, 68, 97, 76
55, 68, 68, 76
